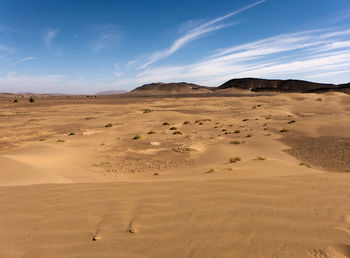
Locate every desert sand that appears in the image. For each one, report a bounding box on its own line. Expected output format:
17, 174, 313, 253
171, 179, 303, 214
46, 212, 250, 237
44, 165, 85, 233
0, 92, 349, 257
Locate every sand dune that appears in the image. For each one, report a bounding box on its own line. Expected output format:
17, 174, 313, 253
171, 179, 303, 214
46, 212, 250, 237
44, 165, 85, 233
0, 92, 349, 257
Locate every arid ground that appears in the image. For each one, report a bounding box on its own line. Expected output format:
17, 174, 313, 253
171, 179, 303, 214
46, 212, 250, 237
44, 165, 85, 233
0, 92, 349, 257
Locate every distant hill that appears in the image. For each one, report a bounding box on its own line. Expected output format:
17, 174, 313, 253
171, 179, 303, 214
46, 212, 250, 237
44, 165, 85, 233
130, 82, 213, 95
218, 78, 338, 93
129, 78, 350, 95
95, 90, 128, 95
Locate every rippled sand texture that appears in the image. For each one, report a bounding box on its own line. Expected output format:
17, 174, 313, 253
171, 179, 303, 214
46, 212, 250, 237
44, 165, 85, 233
0, 92, 349, 257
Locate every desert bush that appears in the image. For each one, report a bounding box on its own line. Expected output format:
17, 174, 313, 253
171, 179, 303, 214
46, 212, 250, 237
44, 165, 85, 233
105, 123, 113, 127
242, 119, 249, 122
229, 157, 241, 163
57, 139, 65, 143
288, 120, 296, 124
68, 132, 76, 136
206, 168, 215, 173
173, 131, 182, 135
246, 134, 253, 137
299, 162, 311, 168
148, 130, 156, 134
183, 121, 190, 124
29, 96, 35, 103
280, 128, 289, 133
133, 134, 141, 140
195, 119, 211, 123
143, 109, 152, 113
13, 99, 18, 103
256, 156, 266, 160
316, 98, 322, 101
169, 127, 177, 130
162, 122, 169, 126
230, 140, 245, 144
234, 130, 240, 133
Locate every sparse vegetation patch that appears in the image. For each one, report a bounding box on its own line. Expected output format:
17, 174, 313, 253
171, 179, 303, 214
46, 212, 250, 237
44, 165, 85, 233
299, 162, 311, 168
229, 157, 241, 163
230, 140, 245, 144
133, 134, 141, 140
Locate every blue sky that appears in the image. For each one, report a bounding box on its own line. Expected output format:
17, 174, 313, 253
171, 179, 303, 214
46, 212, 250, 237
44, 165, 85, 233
0, 0, 350, 93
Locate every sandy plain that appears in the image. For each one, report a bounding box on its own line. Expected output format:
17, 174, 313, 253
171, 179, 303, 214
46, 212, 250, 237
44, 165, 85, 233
0, 92, 349, 257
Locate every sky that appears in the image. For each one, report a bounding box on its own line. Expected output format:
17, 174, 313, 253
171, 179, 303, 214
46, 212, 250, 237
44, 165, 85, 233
0, 0, 350, 94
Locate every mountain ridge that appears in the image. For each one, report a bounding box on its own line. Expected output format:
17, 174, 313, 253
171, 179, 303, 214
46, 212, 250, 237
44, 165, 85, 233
130, 78, 350, 94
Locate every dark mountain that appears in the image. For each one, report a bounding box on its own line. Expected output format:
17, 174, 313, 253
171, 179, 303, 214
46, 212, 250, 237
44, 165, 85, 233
217, 78, 338, 93
128, 78, 350, 95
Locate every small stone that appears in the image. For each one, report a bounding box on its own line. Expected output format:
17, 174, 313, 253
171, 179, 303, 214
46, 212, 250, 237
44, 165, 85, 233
129, 225, 137, 233
92, 235, 101, 241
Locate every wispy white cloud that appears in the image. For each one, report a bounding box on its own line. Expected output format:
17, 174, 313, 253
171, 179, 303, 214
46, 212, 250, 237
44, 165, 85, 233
329, 9, 350, 25
90, 25, 122, 52
115, 27, 350, 88
306, 70, 349, 79
131, 0, 266, 69
43, 28, 59, 49
12, 56, 36, 65
0, 44, 8, 52
114, 64, 123, 77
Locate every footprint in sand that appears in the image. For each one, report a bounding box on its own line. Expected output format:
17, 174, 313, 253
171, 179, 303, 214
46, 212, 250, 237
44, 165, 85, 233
307, 244, 350, 258
307, 248, 330, 258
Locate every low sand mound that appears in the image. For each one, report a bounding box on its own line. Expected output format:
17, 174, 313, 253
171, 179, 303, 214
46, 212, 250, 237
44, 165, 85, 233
0, 156, 72, 185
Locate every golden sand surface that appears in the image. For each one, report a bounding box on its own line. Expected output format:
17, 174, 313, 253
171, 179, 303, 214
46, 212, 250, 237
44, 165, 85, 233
0, 92, 349, 257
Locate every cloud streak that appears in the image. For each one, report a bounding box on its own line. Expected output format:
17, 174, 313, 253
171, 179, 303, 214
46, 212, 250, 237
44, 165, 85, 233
90, 25, 122, 52
133, 0, 266, 69
115, 27, 350, 88
43, 28, 59, 49
12, 56, 36, 65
